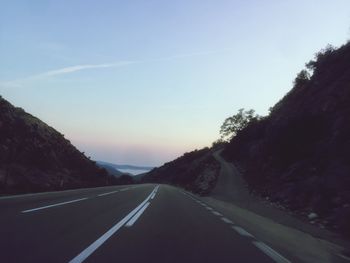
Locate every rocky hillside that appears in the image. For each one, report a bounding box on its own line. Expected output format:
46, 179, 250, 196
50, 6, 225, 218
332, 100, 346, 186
223, 42, 350, 236
142, 148, 220, 195
0, 96, 112, 194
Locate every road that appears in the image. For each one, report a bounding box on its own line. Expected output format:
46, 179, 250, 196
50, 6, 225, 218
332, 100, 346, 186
0, 184, 291, 263
211, 150, 252, 204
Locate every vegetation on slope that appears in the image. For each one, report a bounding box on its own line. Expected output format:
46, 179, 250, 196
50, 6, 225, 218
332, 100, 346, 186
142, 148, 220, 195
223, 42, 350, 236
0, 97, 121, 194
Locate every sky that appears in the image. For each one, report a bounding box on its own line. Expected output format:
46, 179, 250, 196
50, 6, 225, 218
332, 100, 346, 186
1, 0, 350, 166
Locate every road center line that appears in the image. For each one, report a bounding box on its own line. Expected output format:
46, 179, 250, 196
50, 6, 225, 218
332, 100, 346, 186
68, 186, 157, 263
125, 202, 150, 227
231, 226, 254, 238
221, 217, 234, 224
97, 190, 119, 197
22, 197, 88, 213
252, 241, 291, 263
211, 211, 223, 216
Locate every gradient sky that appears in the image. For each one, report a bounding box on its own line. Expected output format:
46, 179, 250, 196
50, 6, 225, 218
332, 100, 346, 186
1, 0, 350, 166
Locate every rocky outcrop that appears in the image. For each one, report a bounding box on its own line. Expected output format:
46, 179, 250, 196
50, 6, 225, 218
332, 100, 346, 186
142, 148, 220, 195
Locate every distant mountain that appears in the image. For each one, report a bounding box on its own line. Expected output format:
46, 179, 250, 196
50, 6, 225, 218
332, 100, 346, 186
96, 162, 125, 177
0, 96, 115, 194
97, 161, 154, 175
97, 161, 154, 171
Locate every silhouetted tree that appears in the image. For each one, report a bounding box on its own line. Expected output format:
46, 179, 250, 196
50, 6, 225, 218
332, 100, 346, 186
293, 69, 310, 88
220, 108, 261, 142
306, 44, 335, 71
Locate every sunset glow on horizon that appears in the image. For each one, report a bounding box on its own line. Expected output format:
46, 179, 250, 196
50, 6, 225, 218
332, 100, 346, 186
1, 0, 350, 166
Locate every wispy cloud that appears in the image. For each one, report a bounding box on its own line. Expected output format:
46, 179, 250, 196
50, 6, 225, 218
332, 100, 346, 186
38, 61, 138, 77
0, 48, 233, 88
0, 61, 139, 88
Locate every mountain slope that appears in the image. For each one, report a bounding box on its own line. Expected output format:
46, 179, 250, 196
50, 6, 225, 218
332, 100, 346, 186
223, 42, 350, 236
0, 96, 111, 194
142, 148, 220, 195
96, 162, 125, 177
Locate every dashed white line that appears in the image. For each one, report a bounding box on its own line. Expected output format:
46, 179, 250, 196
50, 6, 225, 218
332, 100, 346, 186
22, 186, 131, 213
97, 190, 119, 197
125, 202, 150, 227
231, 226, 254, 238
252, 241, 291, 263
179, 189, 290, 263
150, 192, 156, 200
22, 197, 89, 213
211, 211, 223, 216
221, 217, 234, 224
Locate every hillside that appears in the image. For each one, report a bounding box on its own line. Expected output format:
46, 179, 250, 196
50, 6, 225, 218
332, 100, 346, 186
223, 42, 350, 236
142, 148, 220, 195
96, 162, 125, 177
0, 96, 113, 194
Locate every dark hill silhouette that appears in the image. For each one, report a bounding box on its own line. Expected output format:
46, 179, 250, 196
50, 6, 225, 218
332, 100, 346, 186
96, 162, 125, 177
142, 148, 220, 195
223, 42, 350, 236
0, 96, 115, 194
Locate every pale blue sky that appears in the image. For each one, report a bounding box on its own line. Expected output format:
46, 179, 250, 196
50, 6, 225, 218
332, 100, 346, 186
1, 0, 350, 166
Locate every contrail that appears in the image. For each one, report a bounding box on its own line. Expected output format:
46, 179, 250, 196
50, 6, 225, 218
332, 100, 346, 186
0, 48, 233, 88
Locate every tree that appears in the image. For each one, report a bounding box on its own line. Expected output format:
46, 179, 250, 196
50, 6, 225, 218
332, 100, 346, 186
305, 44, 335, 72
220, 108, 260, 142
293, 69, 310, 88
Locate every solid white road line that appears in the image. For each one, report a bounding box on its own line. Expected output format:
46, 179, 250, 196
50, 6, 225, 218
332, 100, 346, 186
231, 226, 254, 238
97, 190, 119, 197
125, 202, 150, 227
205, 206, 213, 211
22, 197, 88, 213
69, 187, 157, 263
252, 241, 291, 263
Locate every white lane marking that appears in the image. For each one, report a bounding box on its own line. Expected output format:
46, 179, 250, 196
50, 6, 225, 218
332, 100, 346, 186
231, 226, 254, 238
120, 188, 129, 192
150, 192, 156, 200
69, 187, 157, 263
205, 206, 213, 211
221, 217, 234, 224
22, 197, 88, 213
97, 190, 119, 197
211, 211, 223, 216
125, 202, 150, 227
252, 241, 291, 263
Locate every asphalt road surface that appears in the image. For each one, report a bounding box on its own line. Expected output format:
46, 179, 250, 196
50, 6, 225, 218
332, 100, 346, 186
0, 184, 291, 263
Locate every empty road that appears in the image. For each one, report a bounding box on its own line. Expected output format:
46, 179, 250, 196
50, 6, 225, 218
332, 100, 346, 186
0, 184, 290, 263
